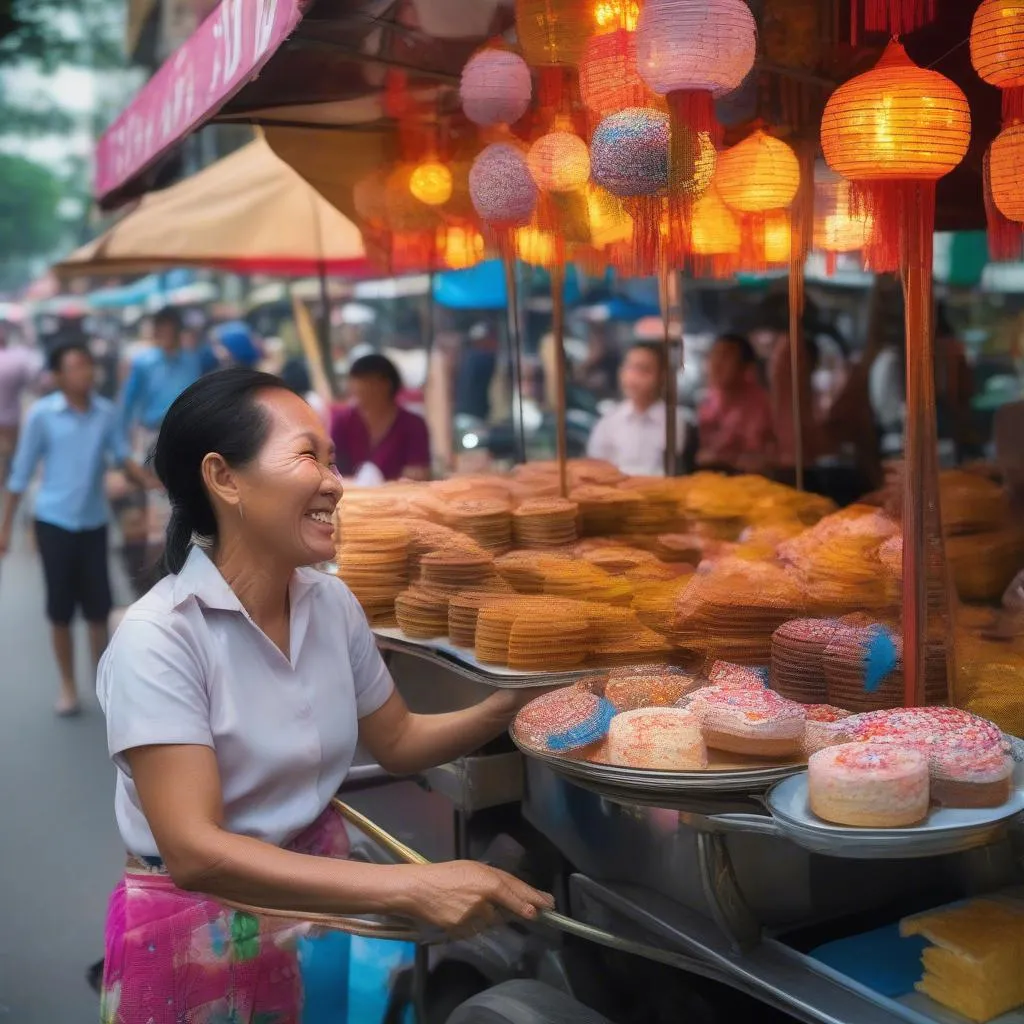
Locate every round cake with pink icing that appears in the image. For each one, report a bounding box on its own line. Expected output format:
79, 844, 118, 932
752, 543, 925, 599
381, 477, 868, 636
809, 742, 930, 827
691, 687, 806, 757
604, 707, 708, 770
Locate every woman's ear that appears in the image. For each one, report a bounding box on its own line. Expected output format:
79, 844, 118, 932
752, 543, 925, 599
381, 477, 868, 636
201, 452, 241, 511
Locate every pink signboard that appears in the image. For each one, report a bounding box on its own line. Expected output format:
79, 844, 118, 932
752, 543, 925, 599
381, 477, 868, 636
95, 0, 307, 203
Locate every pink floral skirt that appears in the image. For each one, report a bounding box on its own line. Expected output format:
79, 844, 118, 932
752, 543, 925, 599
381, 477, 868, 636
101, 806, 351, 1024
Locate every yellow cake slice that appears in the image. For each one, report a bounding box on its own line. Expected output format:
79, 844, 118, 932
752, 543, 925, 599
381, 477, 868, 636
900, 899, 1024, 1022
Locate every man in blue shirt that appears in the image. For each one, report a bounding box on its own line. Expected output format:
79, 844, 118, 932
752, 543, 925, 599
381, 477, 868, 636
117, 307, 203, 594
0, 343, 157, 715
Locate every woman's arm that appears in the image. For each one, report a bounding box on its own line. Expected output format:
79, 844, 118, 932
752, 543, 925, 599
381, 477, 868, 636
127, 742, 551, 928
358, 688, 529, 776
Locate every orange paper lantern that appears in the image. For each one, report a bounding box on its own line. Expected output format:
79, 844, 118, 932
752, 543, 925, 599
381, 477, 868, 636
821, 41, 970, 270
585, 184, 633, 248
821, 42, 970, 185
409, 161, 454, 206
716, 130, 800, 214
971, 0, 1024, 90
441, 225, 486, 269
516, 225, 559, 267
688, 186, 740, 278
527, 129, 592, 192
990, 123, 1024, 221
763, 211, 792, 266
579, 28, 660, 119
515, 0, 589, 66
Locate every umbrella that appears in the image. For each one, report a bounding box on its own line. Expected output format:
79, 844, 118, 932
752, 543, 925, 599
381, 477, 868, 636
55, 135, 369, 279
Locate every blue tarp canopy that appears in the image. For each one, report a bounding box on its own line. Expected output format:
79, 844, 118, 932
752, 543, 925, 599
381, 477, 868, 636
87, 269, 196, 309
433, 260, 581, 310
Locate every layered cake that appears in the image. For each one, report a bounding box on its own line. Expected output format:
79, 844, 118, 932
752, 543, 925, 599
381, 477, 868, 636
604, 707, 707, 770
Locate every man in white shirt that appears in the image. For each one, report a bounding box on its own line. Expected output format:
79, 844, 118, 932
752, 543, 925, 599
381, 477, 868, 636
586, 342, 686, 477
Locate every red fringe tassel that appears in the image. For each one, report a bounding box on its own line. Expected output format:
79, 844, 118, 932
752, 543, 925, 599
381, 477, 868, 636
1004, 86, 1024, 126
984, 148, 1024, 263
851, 180, 936, 274
851, 0, 936, 43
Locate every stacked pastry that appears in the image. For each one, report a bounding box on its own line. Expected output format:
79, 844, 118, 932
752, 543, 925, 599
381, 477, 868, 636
420, 549, 495, 592
667, 561, 808, 663
571, 485, 641, 536
507, 603, 592, 671
394, 586, 451, 639
447, 587, 513, 648
940, 470, 1011, 536
336, 522, 411, 626
402, 519, 490, 579
512, 499, 579, 548
540, 561, 634, 606
618, 478, 684, 535
475, 597, 539, 664
577, 543, 660, 576
770, 618, 843, 703
444, 499, 513, 554
631, 577, 692, 634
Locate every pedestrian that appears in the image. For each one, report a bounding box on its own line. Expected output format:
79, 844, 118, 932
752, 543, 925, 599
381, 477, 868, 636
330, 353, 431, 482
697, 333, 776, 474
586, 341, 686, 476
96, 368, 552, 1020
0, 321, 40, 481
117, 307, 204, 593
0, 343, 157, 715
454, 322, 499, 422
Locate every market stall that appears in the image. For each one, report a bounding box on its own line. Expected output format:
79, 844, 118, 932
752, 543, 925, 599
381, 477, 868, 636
84, 0, 1024, 1021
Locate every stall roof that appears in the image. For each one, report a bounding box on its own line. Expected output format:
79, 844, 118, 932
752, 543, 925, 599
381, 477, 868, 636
95, 0, 996, 231
95, 0, 513, 209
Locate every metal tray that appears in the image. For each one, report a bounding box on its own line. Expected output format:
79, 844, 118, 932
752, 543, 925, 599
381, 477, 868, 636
764, 767, 1024, 859
374, 627, 594, 689
511, 723, 804, 797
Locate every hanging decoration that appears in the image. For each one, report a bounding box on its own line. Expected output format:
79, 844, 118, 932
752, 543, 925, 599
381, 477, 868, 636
635, 0, 755, 218
585, 184, 634, 249
971, 0, 1024, 261
409, 160, 454, 207
527, 124, 592, 192
440, 225, 486, 270
849, 0, 936, 44
821, 39, 970, 709
716, 129, 800, 270
590, 107, 670, 270
579, 27, 661, 120
820, 40, 971, 272
688, 185, 741, 278
460, 47, 533, 127
813, 169, 871, 273
470, 142, 540, 248
515, 225, 560, 267
515, 0, 590, 107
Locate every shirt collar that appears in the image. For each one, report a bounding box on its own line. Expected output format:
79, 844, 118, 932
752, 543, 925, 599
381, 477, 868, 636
51, 392, 97, 414
624, 399, 665, 421
172, 545, 324, 612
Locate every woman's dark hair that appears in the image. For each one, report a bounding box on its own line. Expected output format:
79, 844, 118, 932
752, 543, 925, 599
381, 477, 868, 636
48, 342, 93, 374
152, 306, 182, 332
715, 332, 758, 366
154, 367, 290, 573
349, 353, 402, 398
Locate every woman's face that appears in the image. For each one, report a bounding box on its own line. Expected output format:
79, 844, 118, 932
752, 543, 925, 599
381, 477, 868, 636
233, 390, 343, 567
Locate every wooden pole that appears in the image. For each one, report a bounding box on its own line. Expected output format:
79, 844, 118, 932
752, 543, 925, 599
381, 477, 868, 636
551, 261, 569, 497
502, 256, 527, 466
658, 261, 680, 477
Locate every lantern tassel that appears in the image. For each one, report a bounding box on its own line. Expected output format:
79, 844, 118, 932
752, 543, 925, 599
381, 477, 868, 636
1004, 87, 1024, 126
666, 90, 720, 233
852, 181, 922, 274
624, 197, 664, 273
984, 148, 1024, 263
851, 0, 936, 42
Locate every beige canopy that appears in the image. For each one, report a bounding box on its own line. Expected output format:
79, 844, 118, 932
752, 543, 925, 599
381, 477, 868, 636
55, 134, 369, 279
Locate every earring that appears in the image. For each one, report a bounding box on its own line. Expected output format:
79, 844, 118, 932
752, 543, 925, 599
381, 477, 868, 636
237, 499, 246, 521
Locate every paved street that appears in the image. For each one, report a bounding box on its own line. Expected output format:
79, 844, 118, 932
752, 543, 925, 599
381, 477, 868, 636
0, 529, 125, 1023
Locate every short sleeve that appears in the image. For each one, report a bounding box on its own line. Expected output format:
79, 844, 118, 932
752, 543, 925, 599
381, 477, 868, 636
336, 582, 394, 718
586, 412, 613, 461
96, 613, 214, 774
404, 412, 431, 469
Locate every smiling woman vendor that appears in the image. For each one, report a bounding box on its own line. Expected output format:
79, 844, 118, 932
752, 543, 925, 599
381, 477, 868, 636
96, 368, 551, 1023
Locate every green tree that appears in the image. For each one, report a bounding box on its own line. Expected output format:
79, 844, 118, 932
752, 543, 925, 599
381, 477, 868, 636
0, 0, 124, 72
0, 152, 62, 257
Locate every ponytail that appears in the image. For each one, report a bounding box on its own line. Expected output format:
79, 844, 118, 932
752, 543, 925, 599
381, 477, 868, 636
153, 367, 289, 575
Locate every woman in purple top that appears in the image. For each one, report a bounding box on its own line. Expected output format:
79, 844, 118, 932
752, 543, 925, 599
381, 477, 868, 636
330, 353, 431, 481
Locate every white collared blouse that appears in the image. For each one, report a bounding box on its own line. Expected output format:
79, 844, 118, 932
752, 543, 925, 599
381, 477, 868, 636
585, 399, 687, 477
97, 547, 394, 857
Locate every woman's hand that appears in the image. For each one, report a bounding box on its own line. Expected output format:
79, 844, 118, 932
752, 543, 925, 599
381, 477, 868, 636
401, 861, 553, 936
485, 685, 563, 723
